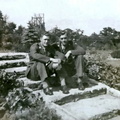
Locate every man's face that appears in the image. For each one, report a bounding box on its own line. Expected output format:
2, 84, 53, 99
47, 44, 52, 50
40, 35, 50, 47
60, 34, 68, 46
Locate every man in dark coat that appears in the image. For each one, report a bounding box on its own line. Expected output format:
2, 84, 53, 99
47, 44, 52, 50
52, 32, 86, 90
25, 33, 69, 95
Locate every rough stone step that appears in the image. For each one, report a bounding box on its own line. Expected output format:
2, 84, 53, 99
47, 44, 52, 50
0, 53, 28, 60
0, 54, 26, 60
33, 83, 108, 103
0, 53, 29, 69
0, 59, 29, 69
55, 87, 107, 105
17, 77, 41, 89
4, 66, 27, 75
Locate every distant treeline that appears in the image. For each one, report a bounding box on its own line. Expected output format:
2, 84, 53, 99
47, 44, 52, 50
0, 10, 120, 52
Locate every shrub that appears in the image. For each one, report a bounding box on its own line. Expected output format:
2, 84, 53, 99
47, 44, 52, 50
85, 52, 120, 89
111, 50, 120, 58
0, 70, 20, 96
6, 88, 61, 120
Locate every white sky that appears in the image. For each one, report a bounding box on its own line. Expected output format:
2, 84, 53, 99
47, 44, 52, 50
0, 0, 120, 35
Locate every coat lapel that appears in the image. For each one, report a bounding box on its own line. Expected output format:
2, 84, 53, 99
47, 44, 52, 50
58, 43, 66, 53
38, 43, 46, 55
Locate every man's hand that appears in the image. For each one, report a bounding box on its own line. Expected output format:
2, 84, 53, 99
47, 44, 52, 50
65, 50, 72, 59
50, 58, 61, 64
50, 58, 61, 69
52, 63, 59, 69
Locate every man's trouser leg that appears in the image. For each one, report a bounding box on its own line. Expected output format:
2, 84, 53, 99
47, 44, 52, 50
37, 62, 53, 95
55, 64, 69, 94
75, 55, 84, 78
46, 62, 67, 86
74, 55, 85, 90
54, 63, 67, 84
37, 62, 48, 88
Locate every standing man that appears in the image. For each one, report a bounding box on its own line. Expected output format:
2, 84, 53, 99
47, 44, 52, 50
25, 33, 69, 95
53, 32, 86, 90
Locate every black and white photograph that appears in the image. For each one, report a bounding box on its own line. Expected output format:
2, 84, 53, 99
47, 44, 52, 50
0, 0, 120, 120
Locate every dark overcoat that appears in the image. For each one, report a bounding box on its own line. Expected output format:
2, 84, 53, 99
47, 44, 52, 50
52, 41, 86, 76
25, 43, 61, 80
52, 41, 86, 58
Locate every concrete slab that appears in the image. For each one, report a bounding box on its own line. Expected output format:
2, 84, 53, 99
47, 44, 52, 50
61, 94, 120, 120
0, 59, 28, 69
0, 59, 29, 65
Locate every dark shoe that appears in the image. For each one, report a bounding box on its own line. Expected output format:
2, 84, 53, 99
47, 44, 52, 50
78, 82, 85, 90
43, 88, 53, 95
61, 85, 69, 94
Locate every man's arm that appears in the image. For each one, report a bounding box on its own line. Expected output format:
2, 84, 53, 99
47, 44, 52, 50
30, 43, 62, 65
69, 44, 86, 56
55, 51, 66, 60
